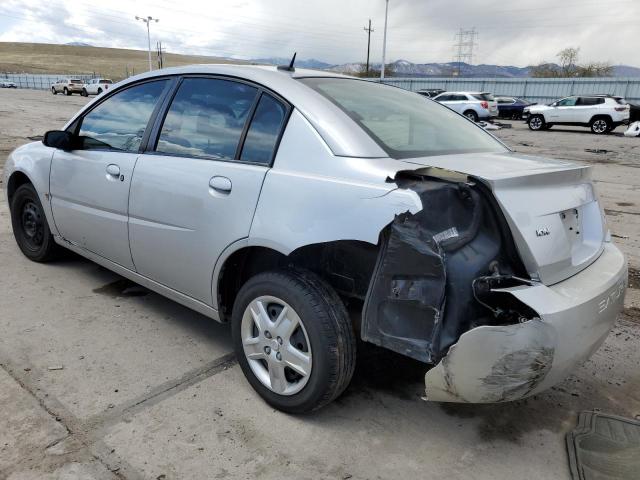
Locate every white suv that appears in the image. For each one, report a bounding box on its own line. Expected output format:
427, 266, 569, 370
525, 95, 630, 134
81, 78, 114, 96
433, 91, 499, 122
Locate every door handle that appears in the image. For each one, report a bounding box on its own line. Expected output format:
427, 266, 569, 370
106, 164, 120, 177
209, 176, 232, 194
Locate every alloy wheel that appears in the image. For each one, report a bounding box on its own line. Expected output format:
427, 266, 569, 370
241, 295, 312, 396
593, 119, 608, 134
530, 116, 543, 130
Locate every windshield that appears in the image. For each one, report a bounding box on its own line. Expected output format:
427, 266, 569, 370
299, 78, 506, 159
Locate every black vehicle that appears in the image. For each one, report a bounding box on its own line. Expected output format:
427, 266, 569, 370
629, 103, 640, 123
416, 88, 445, 98
495, 96, 532, 119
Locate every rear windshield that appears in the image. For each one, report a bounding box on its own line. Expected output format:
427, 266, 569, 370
299, 78, 506, 159
70, 79, 83, 84
472, 93, 495, 101
101, 79, 113, 84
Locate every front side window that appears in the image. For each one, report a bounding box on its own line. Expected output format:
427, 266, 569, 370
300, 78, 506, 159
77, 80, 167, 152
240, 94, 287, 165
557, 97, 578, 107
156, 78, 258, 160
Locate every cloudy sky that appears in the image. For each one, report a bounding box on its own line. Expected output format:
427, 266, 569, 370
1, 0, 639, 66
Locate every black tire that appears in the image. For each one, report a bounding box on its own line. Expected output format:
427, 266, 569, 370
51, 87, 57, 95
591, 117, 611, 135
232, 268, 356, 413
97, 88, 103, 94
64, 87, 70, 96
81, 88, 88, 97
528, 114, 545, 131
463, 110, 478, 122
10, 183, 59, 262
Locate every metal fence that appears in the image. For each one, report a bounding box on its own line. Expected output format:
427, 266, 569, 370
374, 77, 640, 103
1, 73, 95, 90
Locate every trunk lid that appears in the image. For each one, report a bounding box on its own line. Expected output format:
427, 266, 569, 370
400, 152, 606, 285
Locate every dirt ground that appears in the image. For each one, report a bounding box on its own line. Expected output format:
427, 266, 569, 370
1, 88, 639, 480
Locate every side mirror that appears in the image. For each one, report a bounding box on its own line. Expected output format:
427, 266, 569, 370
43, 130, 74, 150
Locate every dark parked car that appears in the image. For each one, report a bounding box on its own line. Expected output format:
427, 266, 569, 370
495, 96, 532, 119
416, 88, 445, 98
629, 103, 640, 123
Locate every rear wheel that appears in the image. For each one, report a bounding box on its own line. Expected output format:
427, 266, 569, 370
51, 87, 57, 95
591, 117, 611, 134
10, 184, 59, 262
232, 268, 356, 413
463, 110, 478, 122
81, 88, 88, 97
63, 87, 70, 96
97, 87, 103, 94
528, 114, 545, 131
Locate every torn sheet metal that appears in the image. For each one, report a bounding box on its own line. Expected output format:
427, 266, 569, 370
425, 242, 626, 403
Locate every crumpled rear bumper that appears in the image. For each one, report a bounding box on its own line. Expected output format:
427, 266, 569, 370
424, 242, 627, 403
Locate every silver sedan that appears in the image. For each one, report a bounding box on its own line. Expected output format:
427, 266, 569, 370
4, 65, 626, 412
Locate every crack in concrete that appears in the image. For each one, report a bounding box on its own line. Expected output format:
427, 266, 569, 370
0, 351, 237, 479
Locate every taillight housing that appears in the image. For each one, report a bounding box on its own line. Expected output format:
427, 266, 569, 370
615, 106, 628, 112
481, 101, 489, 109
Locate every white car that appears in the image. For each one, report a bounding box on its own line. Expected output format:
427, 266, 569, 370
81, 78, 114, 97
433, 91, 499, 122
525, 95, 630, 134
0, 81, 17, 88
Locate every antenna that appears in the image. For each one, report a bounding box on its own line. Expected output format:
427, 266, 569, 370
278, 52, 297, 72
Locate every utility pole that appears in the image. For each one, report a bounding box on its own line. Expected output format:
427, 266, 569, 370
135, 15, 159, 71
381, 0, 389, 80
156, 41, 164, 69
363, 19, 374, 75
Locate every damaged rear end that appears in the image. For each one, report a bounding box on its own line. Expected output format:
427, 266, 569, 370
360, 154, 626, 403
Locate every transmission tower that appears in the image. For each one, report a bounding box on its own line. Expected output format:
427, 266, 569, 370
452, 28, 478, 76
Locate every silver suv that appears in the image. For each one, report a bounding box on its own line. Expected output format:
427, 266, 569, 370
5, 65, 626, 412
51, 78, 84, 96
525, 95, 630, 134
433, 91, 499, 122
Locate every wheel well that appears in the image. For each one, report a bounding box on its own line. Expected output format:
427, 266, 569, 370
216, 240, 379, 322
463, 109, 476, 116
7, 171, 32, 204
590, 114, 612, 124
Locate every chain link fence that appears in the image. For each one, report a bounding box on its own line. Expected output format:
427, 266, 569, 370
0, 73, 96, 90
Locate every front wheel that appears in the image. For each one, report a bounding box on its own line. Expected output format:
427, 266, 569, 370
591, 117, 611, 134
10, 184, 59, 262
232, 268, 356, 413
528, 114, 545, 131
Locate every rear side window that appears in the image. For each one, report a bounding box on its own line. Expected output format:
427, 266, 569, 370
155, 78, 258, 160
577, 97, 605, 106
77, 80, 168, 152
240, 94, 287, 165
614, 97, 627, 105
472, 93, 495, 101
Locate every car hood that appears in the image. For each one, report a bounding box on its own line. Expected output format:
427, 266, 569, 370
396, 151, 605, 285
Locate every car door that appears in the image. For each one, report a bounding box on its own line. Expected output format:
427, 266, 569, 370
128, 77, 290, 305
49, 79, 170, 269
549, 96, 578, 122
575, 97, 603, 123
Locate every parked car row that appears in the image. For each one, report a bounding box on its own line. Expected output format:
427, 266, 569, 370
51, 78, 113, 96
0, 80, 18, 88
421, 88, 632, 135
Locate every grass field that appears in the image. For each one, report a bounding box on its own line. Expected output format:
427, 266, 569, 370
0, 42, 245, 80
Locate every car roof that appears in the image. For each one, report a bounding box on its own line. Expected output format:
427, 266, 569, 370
65, 64, 387, 159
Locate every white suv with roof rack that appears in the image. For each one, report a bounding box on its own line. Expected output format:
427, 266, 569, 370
524, 95, 630, 134
81, 78, 114, 96
432, 91, 499, 122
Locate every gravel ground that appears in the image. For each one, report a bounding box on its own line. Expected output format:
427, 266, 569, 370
1, 89, 639, 480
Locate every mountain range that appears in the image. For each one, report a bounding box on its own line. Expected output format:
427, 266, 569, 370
254, 57, 640, 78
